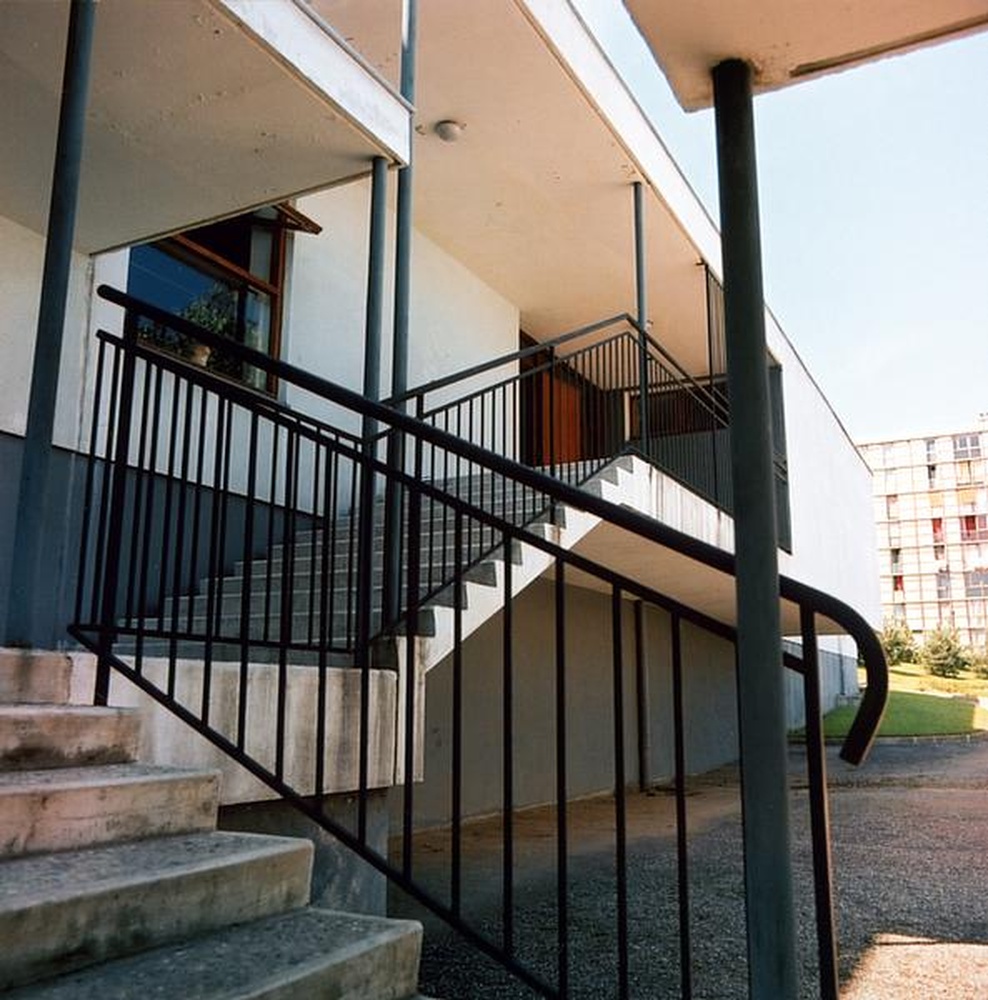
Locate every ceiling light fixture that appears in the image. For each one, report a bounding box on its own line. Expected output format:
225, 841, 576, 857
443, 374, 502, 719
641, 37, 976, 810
434, 119, 465, 142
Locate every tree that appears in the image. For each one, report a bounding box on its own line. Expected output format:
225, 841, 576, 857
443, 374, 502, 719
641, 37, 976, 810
879, 617, 917, 666
920, 624, 968, 678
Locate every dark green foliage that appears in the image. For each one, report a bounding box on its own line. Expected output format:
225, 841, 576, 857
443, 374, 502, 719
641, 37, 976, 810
921, 624, 969, 679
879, 618, 917, 666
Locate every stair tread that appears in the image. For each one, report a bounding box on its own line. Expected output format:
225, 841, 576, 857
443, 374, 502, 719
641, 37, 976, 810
0, 705, 134, 719
0, 761, 216, 792
0, 830, 307, 911
5, 906, 421, 1000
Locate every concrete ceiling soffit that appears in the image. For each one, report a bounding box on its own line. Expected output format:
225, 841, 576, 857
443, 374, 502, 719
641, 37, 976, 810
0, 0, 410, 252
622, 0, 988, 109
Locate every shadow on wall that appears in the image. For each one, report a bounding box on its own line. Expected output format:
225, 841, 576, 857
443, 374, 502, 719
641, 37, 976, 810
400, 577, 740, 831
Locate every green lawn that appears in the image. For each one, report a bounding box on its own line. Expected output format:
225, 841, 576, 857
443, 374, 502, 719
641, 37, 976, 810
882, 661, 988, 697
807, 660, 988, 740
823, 685, 988, 740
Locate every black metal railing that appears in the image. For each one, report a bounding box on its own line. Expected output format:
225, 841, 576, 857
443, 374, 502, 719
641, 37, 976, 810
386, 312, 790, 551
388, 314, 735, 504
71, 286, 886, 999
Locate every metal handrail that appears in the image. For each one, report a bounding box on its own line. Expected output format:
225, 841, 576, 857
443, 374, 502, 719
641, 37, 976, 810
94, 285, 885, 763
75, 288, 888, 998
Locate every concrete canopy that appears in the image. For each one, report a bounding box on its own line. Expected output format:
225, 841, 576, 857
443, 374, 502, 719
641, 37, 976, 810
0, 0, 409, 253
622, 0, 988, 110
313, 0, 721, 375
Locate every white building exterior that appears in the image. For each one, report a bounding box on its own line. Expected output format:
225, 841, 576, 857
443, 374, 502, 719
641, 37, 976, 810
9, 0, 978, 992
860, 416, 988, 649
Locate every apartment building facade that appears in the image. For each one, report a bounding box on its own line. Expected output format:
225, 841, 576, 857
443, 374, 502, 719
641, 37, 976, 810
860, 416, 988, 649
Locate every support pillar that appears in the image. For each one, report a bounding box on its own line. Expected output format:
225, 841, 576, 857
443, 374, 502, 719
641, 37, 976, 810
633, 181, 649, 451
6, 0, 96, 646
383, 0, 418, 627
712, 58, 798, 999
361, 156, 389, 441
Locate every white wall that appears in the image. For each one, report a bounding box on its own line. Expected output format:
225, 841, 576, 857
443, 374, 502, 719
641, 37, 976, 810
0, 214, 94, 450
770, 317, 882, 630
286, 179, 520, 436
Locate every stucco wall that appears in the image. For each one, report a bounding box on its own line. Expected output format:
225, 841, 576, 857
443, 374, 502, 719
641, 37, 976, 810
0, 214, 95, 448
769, 319, 882, 633
407, 579, 740, 829
286, 180, 520, 433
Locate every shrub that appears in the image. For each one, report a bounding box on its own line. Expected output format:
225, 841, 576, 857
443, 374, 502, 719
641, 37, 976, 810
968, 645, 988, 680
920, 624, 969, 678
879, 618, 917, 666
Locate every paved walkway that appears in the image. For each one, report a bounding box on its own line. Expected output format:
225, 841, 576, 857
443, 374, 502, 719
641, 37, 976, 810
393, 739, 988, 998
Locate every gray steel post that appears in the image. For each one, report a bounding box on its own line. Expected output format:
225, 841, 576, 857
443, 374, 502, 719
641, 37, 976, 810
712, 58, 798, 999
633, 181, 649, 450
356, 156, 389, 693
362, 156, 389, 441
383, 0, 418, 626
6, 0, 97, 646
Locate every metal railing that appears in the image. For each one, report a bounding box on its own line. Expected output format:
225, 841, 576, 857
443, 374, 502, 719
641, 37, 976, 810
71, 287, 886, 999
386, 311, 790, 550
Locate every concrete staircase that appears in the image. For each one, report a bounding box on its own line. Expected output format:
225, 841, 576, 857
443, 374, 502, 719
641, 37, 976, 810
0, 648, 424, 999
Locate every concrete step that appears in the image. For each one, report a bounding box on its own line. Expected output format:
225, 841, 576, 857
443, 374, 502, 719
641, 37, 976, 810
0, 705, 140, 772
5, 907, 422, 1000
164, 564, 498, 622
0, 763, 219, 857
0, 830, 312, 990
0, 650, 72, 705
174, 606, 437, 642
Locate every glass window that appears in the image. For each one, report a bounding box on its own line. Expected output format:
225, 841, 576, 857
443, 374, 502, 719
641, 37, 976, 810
954, 433, 982, 460
961, 514, 988, 542
932, 517, 944, 543
965, 569, 988, 597
125, 205, 317, 392
937, 571, 952, 599
887, 494, 900, 519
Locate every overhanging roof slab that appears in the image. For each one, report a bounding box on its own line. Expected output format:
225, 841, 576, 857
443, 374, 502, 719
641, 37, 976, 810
623, 0, 988, 110
0, 0, 410, 253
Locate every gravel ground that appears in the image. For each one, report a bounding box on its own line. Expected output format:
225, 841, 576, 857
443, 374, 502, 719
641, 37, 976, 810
391, 739, 988, 998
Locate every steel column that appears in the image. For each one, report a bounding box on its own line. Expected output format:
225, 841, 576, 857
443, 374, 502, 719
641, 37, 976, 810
712, 58, 798, 999
633, 181, 649, 450
362, 156, 389, 440
6, 0, 96, 646
356, 155, 389, 720
383, 0, 418, 626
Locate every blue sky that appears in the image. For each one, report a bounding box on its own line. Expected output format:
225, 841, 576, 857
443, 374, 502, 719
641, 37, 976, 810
575, 2, 988, 443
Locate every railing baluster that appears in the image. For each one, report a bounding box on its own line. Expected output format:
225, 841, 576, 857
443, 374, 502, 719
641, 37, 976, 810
451, 509, 464, 918
134, 363, 164, 671
94, 324, 134, 705
201, 393, 228, 708
123, 356, 152, 626
671, 611, 693, 999
315, 436, 333, 799
238, 410, 259, 751
555, 559, 569, 998
611, 586, 629, 998
275, 426, 298, 784
75, 334, 107, 626
502, 529, 515, 957
403, 436, 424, 877
186, 383, 209, 636
801, 606, 840, 1000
